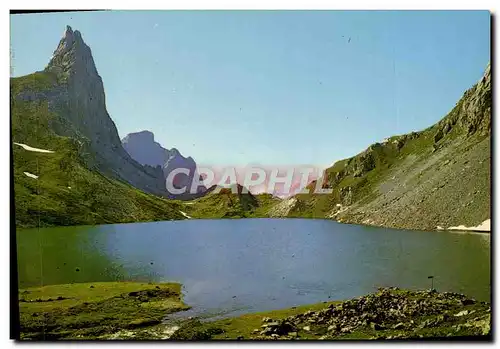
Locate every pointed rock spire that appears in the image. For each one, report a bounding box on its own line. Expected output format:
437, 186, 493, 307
45, 25, 98, 80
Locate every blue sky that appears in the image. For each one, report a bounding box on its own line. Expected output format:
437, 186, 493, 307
10, 11, 490, 167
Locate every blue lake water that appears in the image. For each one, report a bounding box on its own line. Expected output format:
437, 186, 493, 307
17, 218, 491, 319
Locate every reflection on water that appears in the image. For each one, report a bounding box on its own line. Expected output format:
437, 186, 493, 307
17, 219, 491, 318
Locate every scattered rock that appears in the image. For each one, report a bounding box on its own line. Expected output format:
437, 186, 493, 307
252, 287, 490, 340
264, 322, 279, 327
393, 322, 404, 330
370, 322, 384, 331
461, 299, 475, 306
434, 129, 444, 143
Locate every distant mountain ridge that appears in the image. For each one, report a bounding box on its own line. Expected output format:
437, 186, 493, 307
122, 131, 172, 167
122, 130, 206, 200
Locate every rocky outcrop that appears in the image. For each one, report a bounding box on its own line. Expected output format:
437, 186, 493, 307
209, 183, 259, 211
15, 26, 168, 196
185, 183, 273, 219
122, 130, 206, 199
436, 63, 491, 139
163, 149, 203, 199
251, 288, 490, 340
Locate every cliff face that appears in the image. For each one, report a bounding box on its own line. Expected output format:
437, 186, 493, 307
122, 130, 205, 199
275, 64, 491, 231
15, 26, 167, 196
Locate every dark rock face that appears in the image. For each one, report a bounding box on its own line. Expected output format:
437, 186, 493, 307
17, 26, 168, 196
122, 130, 206, 199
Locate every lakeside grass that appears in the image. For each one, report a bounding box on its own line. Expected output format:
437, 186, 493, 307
207, 301, 339, 339
18, 281, 189, 340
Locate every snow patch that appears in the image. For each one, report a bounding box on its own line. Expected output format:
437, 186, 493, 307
330, 204, 349, 218
23, 172, 39, 179
447, 219, 490, 232
160, 325, 179, 339
14, 142, 55, 153
179, 211, 192, 219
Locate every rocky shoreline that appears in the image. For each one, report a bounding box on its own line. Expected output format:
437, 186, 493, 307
169, 287, 491, 340
251, 288, 490, 340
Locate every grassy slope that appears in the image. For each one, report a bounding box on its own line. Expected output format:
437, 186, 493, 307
277, 68, 491, 231
185, 188, 281, 219
18, 282, 189, 340
284, 128, 443, 219
11, 72, 186, 228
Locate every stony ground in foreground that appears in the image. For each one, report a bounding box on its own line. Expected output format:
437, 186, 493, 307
169, 288, 491, 341
18, 284, 491, 341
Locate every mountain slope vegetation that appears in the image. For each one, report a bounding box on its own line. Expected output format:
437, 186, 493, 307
185, 184, 280, 219
11, 29, 186, 228
269, 64, 491, 231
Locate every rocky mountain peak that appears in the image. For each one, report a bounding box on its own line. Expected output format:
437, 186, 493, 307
121, 130, 207, 199
45, 25, 98, 81
123, 130, 155, 144
15, 26, 169, 196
